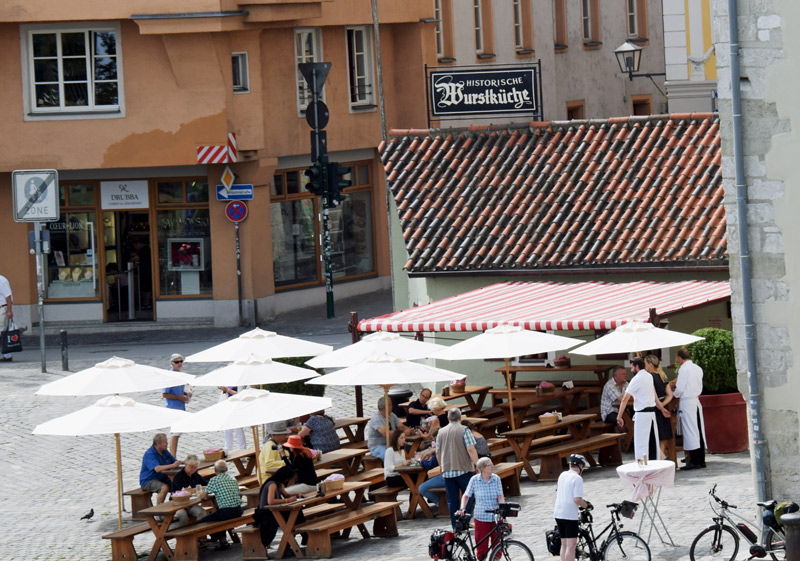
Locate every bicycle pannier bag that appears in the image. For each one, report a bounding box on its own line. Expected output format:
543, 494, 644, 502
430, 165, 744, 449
546, 525, 561, 556
428, 529, 455, 559
619, 500, 638, 519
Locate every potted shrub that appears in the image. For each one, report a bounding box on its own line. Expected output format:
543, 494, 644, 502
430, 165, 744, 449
257, 357, 326, 397
686, 328, 748, 453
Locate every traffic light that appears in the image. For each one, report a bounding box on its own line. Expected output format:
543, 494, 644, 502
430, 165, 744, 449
304, 163, 325, 195
327, 162, 351, 205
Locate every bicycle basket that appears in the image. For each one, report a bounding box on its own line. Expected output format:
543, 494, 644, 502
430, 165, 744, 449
620, 500, 638, 519
499, 502, 521, 518
545, 525, 561, 556
454, 512, 472, 533
428, 529, 455, 559
580, 509, 593, 524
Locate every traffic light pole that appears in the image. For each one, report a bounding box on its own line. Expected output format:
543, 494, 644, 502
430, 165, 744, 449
308, 67, 335, 319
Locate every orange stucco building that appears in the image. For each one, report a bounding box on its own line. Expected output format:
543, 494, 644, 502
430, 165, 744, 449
0, 0, 433, 329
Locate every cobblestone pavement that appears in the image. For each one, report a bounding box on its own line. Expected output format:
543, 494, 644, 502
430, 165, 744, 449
1, 289, 758, 560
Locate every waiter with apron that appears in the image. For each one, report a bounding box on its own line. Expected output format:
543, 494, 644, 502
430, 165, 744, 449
672, 348, 706, 470
617, 357, 670, 461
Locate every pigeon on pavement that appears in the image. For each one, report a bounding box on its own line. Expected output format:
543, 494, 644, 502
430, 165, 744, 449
80, 508, 94, 520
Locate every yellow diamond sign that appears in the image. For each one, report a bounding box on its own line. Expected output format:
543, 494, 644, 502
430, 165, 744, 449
220, 166, 235, 191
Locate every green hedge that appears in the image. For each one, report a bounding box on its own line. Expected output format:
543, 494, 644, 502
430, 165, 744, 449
256, 357, 326, 397
688, 328, 738, 394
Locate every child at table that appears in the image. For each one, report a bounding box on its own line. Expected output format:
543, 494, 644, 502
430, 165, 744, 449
383, 430, 411, 488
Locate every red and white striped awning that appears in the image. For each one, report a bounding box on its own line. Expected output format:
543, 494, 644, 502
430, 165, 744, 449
358, 280, 731, 333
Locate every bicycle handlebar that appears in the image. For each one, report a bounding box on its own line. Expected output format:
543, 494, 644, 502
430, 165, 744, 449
708, 485, 735, 509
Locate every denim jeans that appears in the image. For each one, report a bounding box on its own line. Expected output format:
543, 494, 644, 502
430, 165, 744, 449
369, 444, 387, 462
419, 474, 444, 504
444, 472, 474, 529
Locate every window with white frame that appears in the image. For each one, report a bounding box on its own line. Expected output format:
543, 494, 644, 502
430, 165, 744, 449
433, 0, 444, 58
346, 27, 374, 108
627, 0, 638, 38
295, 28, 323, 113
513, 0, 524, 51
24, 25, 121, 114
581, 0, 592, 41
473, 0, 484, 54
232, 52, 249, 93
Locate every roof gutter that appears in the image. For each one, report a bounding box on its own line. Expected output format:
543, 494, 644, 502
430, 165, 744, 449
407, 265, 730, 278
728, 0, 768, 502
130, 11, 247, 19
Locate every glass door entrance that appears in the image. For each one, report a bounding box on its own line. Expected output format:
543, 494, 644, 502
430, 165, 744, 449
102, 211, 154, 322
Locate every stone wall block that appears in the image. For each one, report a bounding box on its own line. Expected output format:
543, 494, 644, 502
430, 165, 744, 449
746, 202, 774, 224
755, 323, 790, 350
748, 178, 785, 200
762, 231, 783, 254
750, 254, 786, 278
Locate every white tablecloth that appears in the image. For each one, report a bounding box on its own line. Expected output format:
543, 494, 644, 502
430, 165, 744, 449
616, 460, 675, 501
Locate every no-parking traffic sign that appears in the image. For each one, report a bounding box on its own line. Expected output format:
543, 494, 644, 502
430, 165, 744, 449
225, 200, 248, 223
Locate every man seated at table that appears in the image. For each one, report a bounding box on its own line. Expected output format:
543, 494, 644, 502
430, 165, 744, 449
406, 388, 432, 428
367, 396, 414, 461
259, 421, 292, 482
198, 460, 243, 551
170, 454, 208, 528
601, 366, 628, 427
140, 432, 181, 505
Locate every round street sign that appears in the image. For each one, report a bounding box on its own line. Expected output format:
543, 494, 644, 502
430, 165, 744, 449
225, 200, 248, 223
305, 100, 329, 130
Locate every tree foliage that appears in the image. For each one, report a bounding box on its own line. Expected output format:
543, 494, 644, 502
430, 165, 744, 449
688, 328, 738, 394
256, 357, 326, 397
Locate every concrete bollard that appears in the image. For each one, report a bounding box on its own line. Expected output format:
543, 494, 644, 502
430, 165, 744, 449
60, 330, 69, 371
783, 512, 800, 561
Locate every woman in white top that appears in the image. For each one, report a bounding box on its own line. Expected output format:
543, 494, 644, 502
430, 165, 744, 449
383, 429, 410, 488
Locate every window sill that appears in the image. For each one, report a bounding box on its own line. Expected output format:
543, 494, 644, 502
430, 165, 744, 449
582, 41, 603, 50
629, 38, 649, 46
437, 57, 456, 64
477, 53, 496, 60
350, 104, 377, 112
554, 45, 568, 53
516, 49, 535, 56
233, 88, 250, 94
25, 108, 124, 121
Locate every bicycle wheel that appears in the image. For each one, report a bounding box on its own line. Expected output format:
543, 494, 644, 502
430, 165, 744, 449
766, 527, 786, 561
603, 531, 650, 561
488, 539, 534, 561
689, 525, 739, 561
575, 528, 593, 560
450, 537, 474, 561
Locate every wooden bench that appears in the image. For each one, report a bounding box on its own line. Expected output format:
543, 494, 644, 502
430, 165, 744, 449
362, 454, 382, 471
490, 446, 516, 462
341, 440, 368, 449
123, 488, 152, 520
370, 485, 405, 503
531, 433, 625, 481
493, 461, 524, 496
102, 522, 151, 560
347, 467, 385, 490
294, 501, 401, 558
164, 507, 254, 561
588, 421, 633, 452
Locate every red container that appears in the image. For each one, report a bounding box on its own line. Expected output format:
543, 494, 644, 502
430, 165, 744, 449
699, 392, 748, 454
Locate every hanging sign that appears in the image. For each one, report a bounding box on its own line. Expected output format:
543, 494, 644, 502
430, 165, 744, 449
429, 66, 540, 118
100, 180, 149, 210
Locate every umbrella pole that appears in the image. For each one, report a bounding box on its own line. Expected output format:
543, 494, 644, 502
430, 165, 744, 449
115, 432, 123, 531
505, 358, 515, 431
252, 426, 262, 485
383, 385, 391, 449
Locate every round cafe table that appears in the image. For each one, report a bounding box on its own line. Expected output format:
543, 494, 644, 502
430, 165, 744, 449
616, 460, 676, 546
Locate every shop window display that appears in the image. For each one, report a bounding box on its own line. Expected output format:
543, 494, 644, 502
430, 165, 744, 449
45, 212, 99, 299
156, 209, 212, 295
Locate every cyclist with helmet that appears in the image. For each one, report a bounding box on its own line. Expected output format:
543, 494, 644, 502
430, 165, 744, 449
554, 454, 592, 561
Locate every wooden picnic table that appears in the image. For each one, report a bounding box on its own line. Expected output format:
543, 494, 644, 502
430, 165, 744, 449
140, 496, 204, 561
491, 387, 587, 427
316, 448, 368, 476
500, 413, 597, 480
434, 385, 492, 413
394, 464, 434, 519
334, 417, 369, 444
495, 364, 616, 386
260, 480, 372, 558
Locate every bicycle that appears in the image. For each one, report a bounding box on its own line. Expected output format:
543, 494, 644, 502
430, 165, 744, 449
689, 484, 785, 560
572, 502, 651, 561
429, 502, 534, 561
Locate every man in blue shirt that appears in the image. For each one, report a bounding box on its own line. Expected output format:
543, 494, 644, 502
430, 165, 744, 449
140, 433, 180, 505
163, 353, 191, 455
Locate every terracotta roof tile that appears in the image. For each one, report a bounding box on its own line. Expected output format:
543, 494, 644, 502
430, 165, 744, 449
381, 114, 725, 273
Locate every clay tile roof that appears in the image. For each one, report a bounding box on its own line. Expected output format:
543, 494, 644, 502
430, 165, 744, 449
381, 114, 725, 274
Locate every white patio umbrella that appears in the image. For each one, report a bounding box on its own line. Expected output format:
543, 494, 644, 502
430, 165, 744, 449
306, 353, 466, 447
570, 320, 704, 356
35, 356, 196, 396
185, 328, 332, 363
306, 331, 447, 368
432, 324, 584, 429
32, 395, 189, 530
190, 354, 320, 387
170, 388, 332, 484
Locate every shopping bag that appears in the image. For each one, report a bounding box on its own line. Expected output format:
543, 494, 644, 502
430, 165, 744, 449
1, 320, 23, 354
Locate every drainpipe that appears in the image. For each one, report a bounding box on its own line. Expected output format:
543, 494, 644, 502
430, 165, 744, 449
728, 0, 768, 502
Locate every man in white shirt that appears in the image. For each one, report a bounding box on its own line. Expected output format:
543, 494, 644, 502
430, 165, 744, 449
0, 275, 13, 362
671, 348, 706, 470
553, 454, 591, 561
617, 357, 670, 461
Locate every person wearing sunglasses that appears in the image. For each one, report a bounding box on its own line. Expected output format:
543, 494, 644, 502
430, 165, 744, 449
163, 353, 192, 455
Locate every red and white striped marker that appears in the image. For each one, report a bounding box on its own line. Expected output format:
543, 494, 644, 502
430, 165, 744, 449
197, 133, 237, 164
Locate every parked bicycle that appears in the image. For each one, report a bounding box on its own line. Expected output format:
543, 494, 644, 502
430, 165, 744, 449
690, 484, 795, 560
428, 502, 534, 561
547, 501, 650, 561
